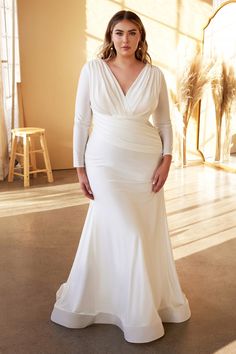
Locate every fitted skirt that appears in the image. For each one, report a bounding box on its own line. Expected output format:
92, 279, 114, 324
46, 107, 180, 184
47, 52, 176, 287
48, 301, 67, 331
50, 128, 191, 343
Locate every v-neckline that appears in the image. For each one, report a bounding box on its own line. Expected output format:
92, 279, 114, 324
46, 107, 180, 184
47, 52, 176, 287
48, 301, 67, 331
100, 59, 148, 98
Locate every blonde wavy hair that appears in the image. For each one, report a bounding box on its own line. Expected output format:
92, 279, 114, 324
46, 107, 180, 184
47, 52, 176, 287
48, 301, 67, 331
98, 10, 152, 64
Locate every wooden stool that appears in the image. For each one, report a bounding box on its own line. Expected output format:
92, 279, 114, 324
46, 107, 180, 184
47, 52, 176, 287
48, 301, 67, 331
8, 127, 54, 187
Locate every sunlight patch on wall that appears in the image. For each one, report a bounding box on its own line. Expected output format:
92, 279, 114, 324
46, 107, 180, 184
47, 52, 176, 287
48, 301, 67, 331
124, 0, 177, 24
86, 0, 122, 59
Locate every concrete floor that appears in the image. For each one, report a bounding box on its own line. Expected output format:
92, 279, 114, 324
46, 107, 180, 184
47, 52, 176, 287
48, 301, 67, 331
0, 167, 236, 354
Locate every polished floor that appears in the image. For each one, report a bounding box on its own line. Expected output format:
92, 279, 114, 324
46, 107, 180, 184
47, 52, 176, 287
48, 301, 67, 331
0, 165, 236, 354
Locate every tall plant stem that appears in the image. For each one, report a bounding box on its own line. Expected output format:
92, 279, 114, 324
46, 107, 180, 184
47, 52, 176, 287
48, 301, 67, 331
182, 111, 188, 166
215, 112, 222, 161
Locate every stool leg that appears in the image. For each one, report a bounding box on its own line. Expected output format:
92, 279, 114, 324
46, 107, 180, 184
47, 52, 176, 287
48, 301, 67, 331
23, 135, 30, 187
8, 133, 17, 182
40, 133, 53, 183
30, 136, 37, 178
17, 141, 24, 169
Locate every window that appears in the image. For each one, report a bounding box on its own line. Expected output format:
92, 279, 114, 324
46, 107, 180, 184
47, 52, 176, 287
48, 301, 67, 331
1, 0, 21, 147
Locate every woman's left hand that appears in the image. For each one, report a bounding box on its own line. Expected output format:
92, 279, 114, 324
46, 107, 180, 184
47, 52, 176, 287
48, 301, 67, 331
151, 155, 172, 193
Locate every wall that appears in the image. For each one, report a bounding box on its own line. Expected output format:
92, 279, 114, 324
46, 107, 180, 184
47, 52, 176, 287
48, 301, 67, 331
17, 0, 86, 169
17, 0, 212, 169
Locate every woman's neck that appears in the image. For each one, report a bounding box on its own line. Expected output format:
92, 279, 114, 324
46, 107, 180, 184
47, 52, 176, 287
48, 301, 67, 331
110, 55, 139, 68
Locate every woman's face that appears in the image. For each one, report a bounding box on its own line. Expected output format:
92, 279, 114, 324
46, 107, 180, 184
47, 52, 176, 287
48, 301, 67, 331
111, 19, 141, 58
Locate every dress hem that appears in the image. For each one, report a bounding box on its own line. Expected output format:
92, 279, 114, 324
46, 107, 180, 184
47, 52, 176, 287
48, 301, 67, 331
50, 301, 191, 344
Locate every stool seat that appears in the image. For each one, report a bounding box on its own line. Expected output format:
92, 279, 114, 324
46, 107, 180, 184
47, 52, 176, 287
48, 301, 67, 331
12, 127, 45, 136
8, 127, 54, 187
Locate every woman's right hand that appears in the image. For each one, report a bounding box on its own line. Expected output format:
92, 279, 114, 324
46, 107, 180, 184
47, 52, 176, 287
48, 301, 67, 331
76, 167, 94, 200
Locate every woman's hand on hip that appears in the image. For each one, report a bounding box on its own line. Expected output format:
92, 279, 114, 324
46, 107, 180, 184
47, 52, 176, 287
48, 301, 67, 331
76, 167, 94, 200
151, 155, 172, 193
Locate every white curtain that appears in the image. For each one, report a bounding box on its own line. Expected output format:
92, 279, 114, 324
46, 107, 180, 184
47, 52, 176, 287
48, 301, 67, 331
0, 0, 20, 181
0, 65, 8, 180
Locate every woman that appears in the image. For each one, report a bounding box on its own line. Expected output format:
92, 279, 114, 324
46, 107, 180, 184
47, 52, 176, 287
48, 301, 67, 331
51, 10, 191, 343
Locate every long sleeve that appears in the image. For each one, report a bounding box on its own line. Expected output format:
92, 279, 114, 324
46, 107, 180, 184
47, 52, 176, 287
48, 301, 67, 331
152, 70, 173, 156
73, 63, 92, 167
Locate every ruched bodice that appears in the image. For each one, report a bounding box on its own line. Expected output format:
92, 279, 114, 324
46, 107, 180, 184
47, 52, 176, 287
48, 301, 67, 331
91, 112, 162, 153
89, 59, 159, 116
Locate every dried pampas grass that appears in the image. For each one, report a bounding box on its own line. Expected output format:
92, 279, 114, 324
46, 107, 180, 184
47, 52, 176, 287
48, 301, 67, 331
177, 52, 210, 124
173, 50, 210, 165
211, 61, 236, 161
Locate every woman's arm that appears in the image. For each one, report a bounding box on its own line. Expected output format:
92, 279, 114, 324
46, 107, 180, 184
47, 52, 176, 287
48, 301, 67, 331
73, 63, 92, 167
152, 69, 173, 156
73, 63, 94, 199
151, 70, 173, 193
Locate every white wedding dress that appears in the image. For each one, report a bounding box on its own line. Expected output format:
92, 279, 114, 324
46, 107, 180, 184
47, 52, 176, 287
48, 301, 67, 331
50, 58, 191, 343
